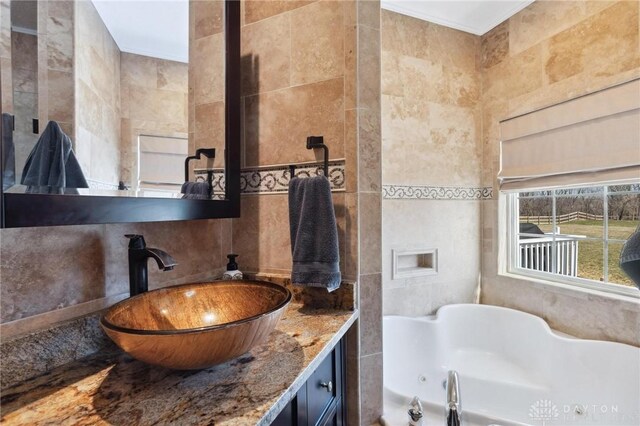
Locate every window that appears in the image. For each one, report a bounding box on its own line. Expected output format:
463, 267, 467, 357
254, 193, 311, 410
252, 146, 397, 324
506, 183, 640, 296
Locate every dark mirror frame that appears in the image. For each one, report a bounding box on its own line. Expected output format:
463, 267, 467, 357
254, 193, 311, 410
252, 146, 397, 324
0, 0, 240, 228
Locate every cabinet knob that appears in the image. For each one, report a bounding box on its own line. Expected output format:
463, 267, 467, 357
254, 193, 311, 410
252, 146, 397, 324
319, 380, 333, 393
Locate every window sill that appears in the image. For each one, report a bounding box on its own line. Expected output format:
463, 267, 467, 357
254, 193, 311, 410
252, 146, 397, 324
498, 270, 640, 303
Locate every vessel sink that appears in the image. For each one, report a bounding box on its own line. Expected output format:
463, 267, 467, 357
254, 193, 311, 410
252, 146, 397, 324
101, 280, 291, 369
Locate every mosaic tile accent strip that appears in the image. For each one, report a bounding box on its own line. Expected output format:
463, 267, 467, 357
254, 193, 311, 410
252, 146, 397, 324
383, 185, 493, 200
241, 161, 345, 195
181, 161, 346, 197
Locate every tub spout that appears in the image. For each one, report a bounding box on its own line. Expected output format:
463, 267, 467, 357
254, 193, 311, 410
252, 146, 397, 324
446, 370, 462, 426
408, 396, 424, 426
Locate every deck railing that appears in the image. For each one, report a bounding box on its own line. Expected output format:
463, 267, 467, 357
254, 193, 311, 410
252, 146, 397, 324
519, 235, 584, 276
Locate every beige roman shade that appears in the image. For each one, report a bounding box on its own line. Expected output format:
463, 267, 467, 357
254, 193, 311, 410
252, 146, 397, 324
138, 135, 188, 188
498, 79, 640, 191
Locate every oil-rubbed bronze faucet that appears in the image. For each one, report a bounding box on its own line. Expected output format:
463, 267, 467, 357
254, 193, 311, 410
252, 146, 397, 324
125, 234, 177, 296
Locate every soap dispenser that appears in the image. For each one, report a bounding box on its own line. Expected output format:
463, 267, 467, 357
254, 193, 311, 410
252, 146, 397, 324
222, 254, 243, 280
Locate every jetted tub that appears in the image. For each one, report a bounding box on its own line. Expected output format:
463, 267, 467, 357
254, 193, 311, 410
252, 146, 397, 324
382, 304, 640, 426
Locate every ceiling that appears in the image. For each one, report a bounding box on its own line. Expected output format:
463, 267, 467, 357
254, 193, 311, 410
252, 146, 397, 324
92, 0, 189, 63
381, 0, 535, 35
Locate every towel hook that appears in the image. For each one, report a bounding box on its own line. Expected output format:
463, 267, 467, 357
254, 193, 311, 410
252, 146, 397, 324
288, 136, 329, 178
307, 136, 329, 177
185, 148, 216, 198
184, 148, 216, 182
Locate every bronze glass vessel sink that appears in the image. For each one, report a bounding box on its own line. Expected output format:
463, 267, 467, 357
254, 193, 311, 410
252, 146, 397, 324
101, 280, 292, 369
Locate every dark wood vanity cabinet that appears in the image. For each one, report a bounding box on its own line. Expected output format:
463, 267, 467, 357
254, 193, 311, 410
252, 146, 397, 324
272, 338, 345, 426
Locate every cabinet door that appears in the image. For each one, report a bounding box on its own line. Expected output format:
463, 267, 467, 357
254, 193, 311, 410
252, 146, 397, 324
270, 338, 345, 426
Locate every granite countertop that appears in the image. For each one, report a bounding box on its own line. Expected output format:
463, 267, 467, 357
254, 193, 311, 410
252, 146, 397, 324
0, 304, 358, 426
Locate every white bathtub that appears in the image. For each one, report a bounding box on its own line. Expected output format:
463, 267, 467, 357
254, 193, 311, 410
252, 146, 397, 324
382, 304, 640, 426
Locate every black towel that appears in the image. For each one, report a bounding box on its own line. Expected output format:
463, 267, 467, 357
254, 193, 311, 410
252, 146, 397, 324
1, 113, 15, 190
181, 181, 210, 199
288, 175, 341, 292
21, 121, 88, 189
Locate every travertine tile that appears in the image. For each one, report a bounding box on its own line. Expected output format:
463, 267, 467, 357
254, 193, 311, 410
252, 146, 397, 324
360, 353, 383, 425
358, 0, 380, 29
383, 284, 434, 317
241, 12, 291, 95
291, 1, 344, 85
232, 195, 292, 273
121, 53, 157, 89
127, 85, 187, 130
46, 13, 73, 72
359, 193, 381, 275
11, 66, 37, 93
10, 32, 37, 72
542, 287, 640, 346
480, 276, 545, 318
344, 108, 358, 193
358, 25, 381, 111
344, 23, 357, 110
509, 0, 616, 55
0, 0, 11, 60
193, 0, 223, 39
193, 33, 224, 105
344, 193, 359, 280
195, 101, 225, 168
360, 273, 382, 356
46, 69, 74, 123
482, 43, 543, 103
244, 77, 344, 167
481, 20, 508, 69
358, 107, 381, 192
0, 225, 106, 323
381, 9, 478, 73
0, 57, 13, 113
382, 95, 480, 187
243, 0, 314, 25
545, 1, 639, 84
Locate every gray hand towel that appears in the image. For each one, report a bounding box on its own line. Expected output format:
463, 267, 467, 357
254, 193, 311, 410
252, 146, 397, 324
181, 181, 210, 199
289, 175, 341, 292
21, 121, 88, 189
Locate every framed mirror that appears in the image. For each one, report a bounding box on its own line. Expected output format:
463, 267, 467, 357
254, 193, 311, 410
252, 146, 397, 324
0, 0, 240, 227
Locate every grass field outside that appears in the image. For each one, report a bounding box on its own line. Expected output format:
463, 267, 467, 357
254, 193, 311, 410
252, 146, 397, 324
531, 219, 638, 286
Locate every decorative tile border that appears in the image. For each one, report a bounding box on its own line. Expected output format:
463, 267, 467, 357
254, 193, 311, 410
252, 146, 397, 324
240, 161, 345, 195
383, 184, 493, 200
89, 161, 346, 198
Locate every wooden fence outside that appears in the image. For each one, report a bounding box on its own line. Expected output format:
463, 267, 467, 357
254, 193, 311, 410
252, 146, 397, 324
519, 211, 638, 225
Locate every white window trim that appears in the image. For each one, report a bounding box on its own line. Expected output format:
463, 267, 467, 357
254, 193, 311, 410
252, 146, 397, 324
500, 188, 640, 299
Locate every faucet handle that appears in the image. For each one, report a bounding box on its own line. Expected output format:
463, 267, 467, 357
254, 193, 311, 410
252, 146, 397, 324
125, 234, 146, 249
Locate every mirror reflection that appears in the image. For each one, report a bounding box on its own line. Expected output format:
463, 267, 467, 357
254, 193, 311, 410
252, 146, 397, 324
2, 0, 226, 199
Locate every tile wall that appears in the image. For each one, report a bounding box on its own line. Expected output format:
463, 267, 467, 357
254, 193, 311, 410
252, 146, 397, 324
233, 1, 383, 423
120, 53, 189, 186
189, 0, 225, 171
75, 0, 120, 185
37, 0, 74, 143
480, 0, 640, 347
0, 0, 12, 113
1, 1, 383, 423
381, 10, 484, 317
10, 31, 38, 181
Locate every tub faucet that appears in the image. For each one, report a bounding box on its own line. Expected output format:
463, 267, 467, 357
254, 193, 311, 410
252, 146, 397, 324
126, 234, 177, 296
408, 396, 424, 425
446, 370, 462, 426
